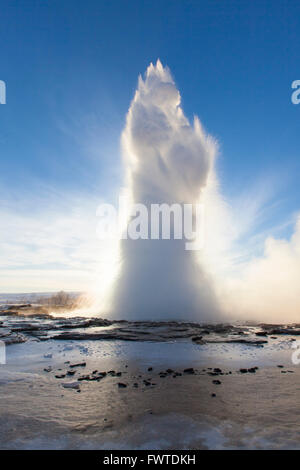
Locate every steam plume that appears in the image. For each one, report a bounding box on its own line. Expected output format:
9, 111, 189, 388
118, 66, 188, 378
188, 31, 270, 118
223, 217, 300, 323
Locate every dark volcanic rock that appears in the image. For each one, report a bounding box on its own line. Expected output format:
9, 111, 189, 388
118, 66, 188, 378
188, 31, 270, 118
69, 362, 86, 368
77, 375, 91, 381
218, 339, 267, 345
8, 304, 32, 309
183, 368, 195, 374
259, 324, 300, 335
77, 374, 104, 381
192, 336, 203, 342
118, 383, 127, 388
271, 328, 300, 335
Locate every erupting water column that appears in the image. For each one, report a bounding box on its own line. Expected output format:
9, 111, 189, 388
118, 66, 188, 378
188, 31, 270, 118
109, 60, 221, 321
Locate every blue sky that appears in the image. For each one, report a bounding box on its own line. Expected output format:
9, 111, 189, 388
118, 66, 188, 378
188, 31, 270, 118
1, 0, 300, 292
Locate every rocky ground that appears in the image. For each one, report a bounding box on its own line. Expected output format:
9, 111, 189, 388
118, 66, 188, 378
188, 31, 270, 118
1, 303, 300, 345
0, 304, 300, 449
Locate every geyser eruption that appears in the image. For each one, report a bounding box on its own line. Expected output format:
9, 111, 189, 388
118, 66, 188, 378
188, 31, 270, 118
89, 62, 300, 325
109, 60, 221, 321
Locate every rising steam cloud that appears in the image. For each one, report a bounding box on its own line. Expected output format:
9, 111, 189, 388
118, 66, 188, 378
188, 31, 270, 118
223, 217, 300, 323
109, 60, 221, 321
